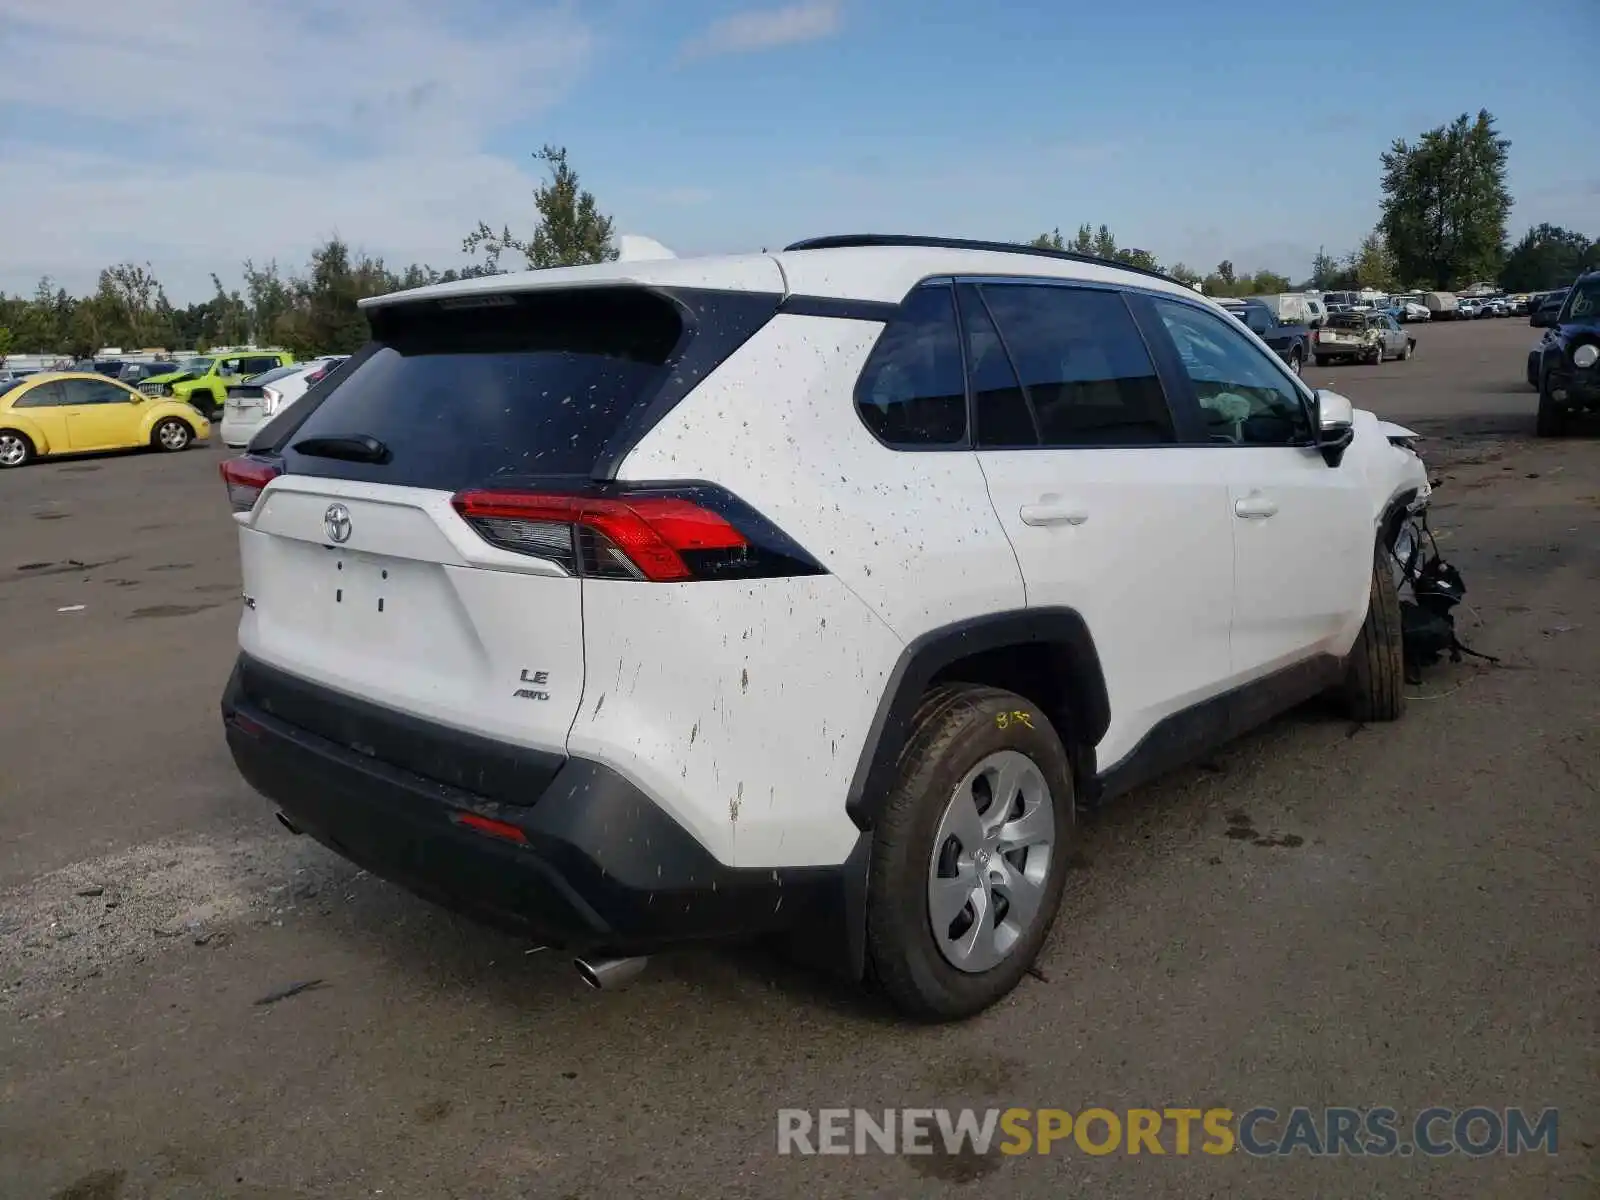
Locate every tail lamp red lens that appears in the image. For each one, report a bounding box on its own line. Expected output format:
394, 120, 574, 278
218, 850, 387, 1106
451, 490, 748, 582
451, 811, 528, 845
221, 456, 281, 513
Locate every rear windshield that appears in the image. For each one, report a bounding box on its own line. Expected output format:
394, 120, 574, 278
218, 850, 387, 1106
245, 365, 302, 385
1328, 313, 1368, 329
272, 288, 706, 489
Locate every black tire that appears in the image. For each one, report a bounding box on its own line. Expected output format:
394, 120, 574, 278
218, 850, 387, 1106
1342, 546, 1406, 722
1368, 342, 1384, 365
1288, 347, 1304, 376
1535, 372, 1567, 438
0, 428, 35, 469
152, 417, 194, 452
1399, 340, 1413, 361
866, 683, 1075, 1022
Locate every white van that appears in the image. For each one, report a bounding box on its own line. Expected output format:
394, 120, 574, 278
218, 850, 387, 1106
1253, 293, 1320, 327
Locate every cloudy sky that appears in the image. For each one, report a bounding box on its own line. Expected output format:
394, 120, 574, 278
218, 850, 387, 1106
0, 0, 1593, 302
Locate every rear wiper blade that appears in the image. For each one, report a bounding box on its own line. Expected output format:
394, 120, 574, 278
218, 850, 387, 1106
291, 434, 391, 464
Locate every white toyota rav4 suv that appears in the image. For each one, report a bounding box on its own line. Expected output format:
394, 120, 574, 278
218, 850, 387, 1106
219, 235, 1432, 1020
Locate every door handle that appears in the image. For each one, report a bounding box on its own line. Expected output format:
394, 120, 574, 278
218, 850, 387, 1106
1019, 502, 1089, 527
1234, 495, 1279, 519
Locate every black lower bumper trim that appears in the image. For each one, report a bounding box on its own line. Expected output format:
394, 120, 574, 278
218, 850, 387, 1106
221, 656, 868, 970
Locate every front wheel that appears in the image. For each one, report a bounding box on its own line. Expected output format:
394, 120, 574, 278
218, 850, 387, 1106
1535, 373, 1568, 438
152, 417, 193, 452
1399, 340, 1413, 361
1288, 348, 1304, 376
1368, 342, 1384, 365
867, 684, 1075, 1021
1341, 545, 1406, 722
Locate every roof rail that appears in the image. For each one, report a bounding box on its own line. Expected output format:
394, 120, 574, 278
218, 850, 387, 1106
782, 234, 1179, 285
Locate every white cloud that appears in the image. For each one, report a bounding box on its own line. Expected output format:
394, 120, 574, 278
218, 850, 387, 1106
0, 0, 594, 300
680, 1, 841, 59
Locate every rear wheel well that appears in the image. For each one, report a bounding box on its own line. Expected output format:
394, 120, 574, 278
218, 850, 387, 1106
928, 644, 1080, 752
845, 610, 1111, 831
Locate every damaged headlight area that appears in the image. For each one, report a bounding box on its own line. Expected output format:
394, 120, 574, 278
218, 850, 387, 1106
1386, 502, 1497, 686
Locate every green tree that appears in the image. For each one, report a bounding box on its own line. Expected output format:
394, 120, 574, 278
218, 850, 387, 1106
1114, 248, 1161, 272
1380, 109, 1512, 290
1351, 229, 1398, 291
1499, 224, 1596, 292
0, 325, 12, 365
464, 145, 617, 273
205, 273, 250, 347
1029, 228, 1066, 250
1167, 262, 1201, 287
1245, 270, 1292, 295
1310, 247, 1343, 289
243, 260, 293, 346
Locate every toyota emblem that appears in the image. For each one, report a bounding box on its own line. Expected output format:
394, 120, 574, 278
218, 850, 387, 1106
324, 503, 353, 544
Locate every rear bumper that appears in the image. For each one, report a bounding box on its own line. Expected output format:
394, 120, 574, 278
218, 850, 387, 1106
219, 413, 263, 447
221, 655, 867, 969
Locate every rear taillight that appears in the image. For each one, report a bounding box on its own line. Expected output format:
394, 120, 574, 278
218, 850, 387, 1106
304, 366, 329, 384
221, 456, 280, 513
450, 486, 825, 582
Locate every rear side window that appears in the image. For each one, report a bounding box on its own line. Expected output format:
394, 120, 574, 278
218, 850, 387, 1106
855, 283, 967, 447
978, 284, 1175, 446
272, 287, 765, 489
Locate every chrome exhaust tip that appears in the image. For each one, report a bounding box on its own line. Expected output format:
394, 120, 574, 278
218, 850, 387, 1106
573, 955, 649, 991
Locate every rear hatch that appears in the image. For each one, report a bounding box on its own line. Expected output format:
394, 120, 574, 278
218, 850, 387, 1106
225, 383, 267, 423
226, 284, 780, 778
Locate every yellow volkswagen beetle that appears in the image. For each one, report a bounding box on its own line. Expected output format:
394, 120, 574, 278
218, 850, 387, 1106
0, 372, 210, 469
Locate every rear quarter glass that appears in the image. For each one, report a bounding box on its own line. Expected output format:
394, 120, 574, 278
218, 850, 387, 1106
268, 286, 782, 490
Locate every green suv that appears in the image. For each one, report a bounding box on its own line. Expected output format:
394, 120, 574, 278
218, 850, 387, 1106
140, 349, 296, 417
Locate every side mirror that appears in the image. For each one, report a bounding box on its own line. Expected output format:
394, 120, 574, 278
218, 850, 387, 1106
1314, 388, 1355, 467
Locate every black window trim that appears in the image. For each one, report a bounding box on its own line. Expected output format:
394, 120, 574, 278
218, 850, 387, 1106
957, 281, 1043, 448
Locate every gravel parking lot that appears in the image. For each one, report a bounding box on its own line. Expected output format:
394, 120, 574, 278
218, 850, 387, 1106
1, 316, 1595, 1199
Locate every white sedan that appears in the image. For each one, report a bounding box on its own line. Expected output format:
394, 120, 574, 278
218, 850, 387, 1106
220, 357, 347, 448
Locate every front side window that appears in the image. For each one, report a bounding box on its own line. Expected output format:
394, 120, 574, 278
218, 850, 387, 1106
1562, 280, 1599, 321
1152, 298, 1311, 446
64, 379, 133, 405
978, 283, 1174, 447
855, 282, 967, 447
